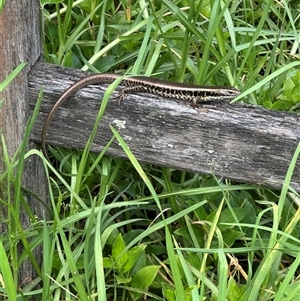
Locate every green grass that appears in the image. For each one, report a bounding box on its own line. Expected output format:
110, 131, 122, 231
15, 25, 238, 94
1, 0, 300, 300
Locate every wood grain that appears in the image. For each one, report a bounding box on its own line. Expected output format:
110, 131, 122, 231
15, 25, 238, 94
0, 0, 45, 289
29, 62, 300, 190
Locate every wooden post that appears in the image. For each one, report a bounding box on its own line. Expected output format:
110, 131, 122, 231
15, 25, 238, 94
0, 0, 47, 288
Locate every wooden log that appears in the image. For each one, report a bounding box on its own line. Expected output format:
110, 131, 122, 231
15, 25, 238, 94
29, 61, 300, 190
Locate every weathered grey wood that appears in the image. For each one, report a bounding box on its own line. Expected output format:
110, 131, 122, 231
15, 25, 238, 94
0, 0, 45, 290
29, 62, 300, 190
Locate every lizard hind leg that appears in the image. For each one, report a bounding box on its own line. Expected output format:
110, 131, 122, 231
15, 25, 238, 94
118, 86, 145, 104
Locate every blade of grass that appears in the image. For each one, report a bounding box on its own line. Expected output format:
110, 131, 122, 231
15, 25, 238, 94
233, 61, 300, 103
236, 0, 274, 79
95, 200, 107, 301
71, 76, 123, 203
274, 251, 300, 301
165, 228, 186, 300
0, 241, 16, 300
174, 237, 200, 301
0, 62, 27, 93
244, 142, 300, 301
82, 18, 151, 71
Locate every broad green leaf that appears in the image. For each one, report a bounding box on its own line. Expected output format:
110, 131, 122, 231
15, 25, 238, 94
102, 257, 113, 268
163, 290, 176, 301
112, 234, 127, 269
174, 224, 205, 246
131, 265, 161, 289
116, 275, 132, 285
207, 208, 250, 231
121, 245, 146, 273
162, 282, 176, 301
227, 277, 241, 301
222, 229, 244, 247
131, 265, 161, 300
